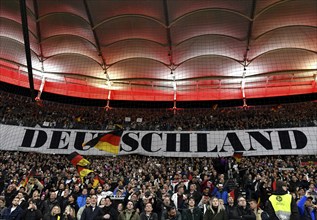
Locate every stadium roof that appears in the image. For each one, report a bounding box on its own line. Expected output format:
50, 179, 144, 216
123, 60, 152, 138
0, 0, 316, 102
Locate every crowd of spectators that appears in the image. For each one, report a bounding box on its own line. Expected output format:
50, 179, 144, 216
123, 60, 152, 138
1, 91, 317, 219
1, 91, 317, 131
0, 151, 316, 219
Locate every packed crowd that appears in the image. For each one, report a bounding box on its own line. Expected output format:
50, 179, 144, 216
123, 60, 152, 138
0, 151, 316, 220
1, 91, 317, 131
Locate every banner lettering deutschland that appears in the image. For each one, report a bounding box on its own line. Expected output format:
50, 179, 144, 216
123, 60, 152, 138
0, 124, 316, 157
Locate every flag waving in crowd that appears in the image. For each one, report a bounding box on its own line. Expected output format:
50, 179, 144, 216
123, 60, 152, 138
67, 152, 93, 181
67, 151, 91, 167
18, 166, 36, 188
82, 128, 123, 155
233, 152, 243, 163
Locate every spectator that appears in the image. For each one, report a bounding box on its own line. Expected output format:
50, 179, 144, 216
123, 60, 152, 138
266, 181, 299, 220
42, 191, 59, 216
225, 196, 235, 218
203, 197, 227, 220
197, 193, 210, 214
182, 197, 203, 220
248, 199, 269, 220
171, 185, 187, 212
161, 206, 181, 220
297, 192, 316, 220
229, 196, 255, 220
77, 189, 88, 208
4, 184, 17, 208
99, 197, 118, 220
118, 201, 140, 220
21, 199, 43, 220
187, 184, 202, 206
63, 205, 77, 220
0, 196, 6, 218
77, 196, 91, 220
80, 195, 102, 220
212, 184, 228, 205
65, 194, 79, 214
43, 205, 62, 220
140, 203, 158, 220
2, 197, 23, 220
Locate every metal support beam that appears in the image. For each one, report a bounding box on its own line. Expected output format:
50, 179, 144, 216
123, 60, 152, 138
163, 0, 174, 67
83, 0, 107, 72
19, 0, 35, 101
241, 0, 256, 107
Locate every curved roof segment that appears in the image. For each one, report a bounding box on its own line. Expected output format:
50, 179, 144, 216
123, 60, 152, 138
0, 0, 316, 101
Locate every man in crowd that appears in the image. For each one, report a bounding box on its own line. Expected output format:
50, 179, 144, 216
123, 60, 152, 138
249, 199, 269, 220
2, 197, 23, 220
297, 192, 317, 220
42, 191, 59, 216
182, 197, 203, 220
140, 202, 158, 220
77, 196, 91, 220
81, 195, 102, 220
118, 200, 140, 220
162, 205, 181, 220
77, 188, 89, 208
229, 196, 255, 220
187, 184, 202, 205
99, 196, 118, 220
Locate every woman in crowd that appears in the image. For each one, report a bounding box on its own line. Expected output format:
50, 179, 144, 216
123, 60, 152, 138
203, 197, 227, 220
43, 205, 62, 220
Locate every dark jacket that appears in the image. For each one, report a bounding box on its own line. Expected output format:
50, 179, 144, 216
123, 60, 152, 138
2, 205, 23, 220
43, 213, 62, 220
42, 199, 60, 216
182, 207, 203, 220
140, 212, 159, 220
266, 189, 300, 220
80, 206, 102, 220
225, 204, 235, 219
97, 205, 119, 220
228, 206, 255, 220
21, 208, 43, 220
203, 207, 228, 220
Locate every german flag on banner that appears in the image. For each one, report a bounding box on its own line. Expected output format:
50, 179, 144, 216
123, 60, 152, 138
67, 152, 90, 167
76, 166, 94, 180
82, 129, 123, 155
233, 152, 243, 163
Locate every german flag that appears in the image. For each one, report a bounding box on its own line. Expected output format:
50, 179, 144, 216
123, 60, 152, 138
233, 152, 243, 163
19, 167, 36, 188
67, 152, 90, 167
300, 158, 317, 166
92, 175, 105, 188
76, 166, 94, 180
82, 129, 123, 155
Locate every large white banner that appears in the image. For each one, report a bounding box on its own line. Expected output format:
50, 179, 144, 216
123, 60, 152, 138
0, 124, 316, 157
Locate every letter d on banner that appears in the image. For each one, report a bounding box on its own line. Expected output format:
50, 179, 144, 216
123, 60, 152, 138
21, 129, 47, 148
